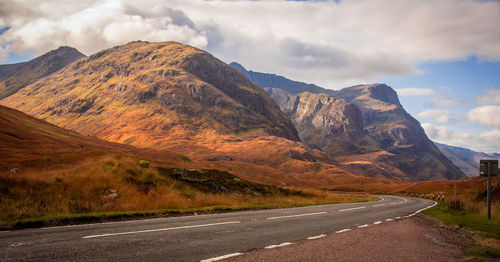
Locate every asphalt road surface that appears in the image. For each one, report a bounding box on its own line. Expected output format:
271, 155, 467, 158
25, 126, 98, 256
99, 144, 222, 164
0, 196, 435, 262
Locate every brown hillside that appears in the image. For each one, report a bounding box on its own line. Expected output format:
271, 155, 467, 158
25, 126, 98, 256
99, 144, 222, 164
1, 41, 300, 167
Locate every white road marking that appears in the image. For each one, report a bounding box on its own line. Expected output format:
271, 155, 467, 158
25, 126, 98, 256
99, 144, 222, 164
265, 242, 292, 249
307, 234, 326, 240
385, 218, 394, 221
389, 202, 400, 205
82, 221, 241, 239
395, 217, 401, 219
335, 229, 351, 233
339, 206, 366, 212
357, 224, 369, 228
372, 204, 386, 207
373, 221, 383, 225
411, 201, 438, 216
201, 253, 243, 262
9, 242, 30, 247
266, 212, 327, 220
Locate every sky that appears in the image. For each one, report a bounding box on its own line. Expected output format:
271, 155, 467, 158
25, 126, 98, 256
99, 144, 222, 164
0, 0, 499, 152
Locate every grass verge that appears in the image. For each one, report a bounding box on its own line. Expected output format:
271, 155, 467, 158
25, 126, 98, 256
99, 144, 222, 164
423, 201, 500, 259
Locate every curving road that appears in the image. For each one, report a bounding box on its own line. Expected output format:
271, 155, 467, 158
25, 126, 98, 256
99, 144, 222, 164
0, 196, 435, 262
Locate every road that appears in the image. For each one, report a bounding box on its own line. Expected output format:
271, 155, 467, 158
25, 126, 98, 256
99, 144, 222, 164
0, 196, 435, 262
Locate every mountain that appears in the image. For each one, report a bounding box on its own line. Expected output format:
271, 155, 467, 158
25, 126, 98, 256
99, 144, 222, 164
0, 63, 24, 80
435, 142, 500, 177
334, 84, 466, 181
0, 46, 85, 99
230, 62, 331, 95
1, 41, 303, 174
232, 63, 465, 181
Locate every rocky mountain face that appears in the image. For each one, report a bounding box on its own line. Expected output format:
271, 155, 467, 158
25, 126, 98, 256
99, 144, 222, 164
0, 46, 85, 99
334, 84, 465, 181
435, 142, 500, 177
1, 41, 299, 154
232, 63, 465, 181
273, 91, 380, 155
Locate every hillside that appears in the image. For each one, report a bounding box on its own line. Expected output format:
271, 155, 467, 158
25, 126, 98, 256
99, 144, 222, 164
435, 142, 500, 177
2, 104, 366, 225
1, 41, 300, 160
0, 46, 85, 99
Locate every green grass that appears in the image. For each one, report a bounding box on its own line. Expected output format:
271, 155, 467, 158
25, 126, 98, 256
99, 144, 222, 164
423, 201, 500, 241
424, 201, 500, 259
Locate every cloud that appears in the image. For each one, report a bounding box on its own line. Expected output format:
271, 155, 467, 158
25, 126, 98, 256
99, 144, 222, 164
0, 0, 499, 88
416, 110, 450, 124
466, 105, 500, 128
428, 93, 465, 108
396, 88, 435, 96
476, 88, 500, 105
422, 122, 499, 153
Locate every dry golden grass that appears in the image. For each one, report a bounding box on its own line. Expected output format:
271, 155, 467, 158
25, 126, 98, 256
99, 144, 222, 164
0, 153, 372, 225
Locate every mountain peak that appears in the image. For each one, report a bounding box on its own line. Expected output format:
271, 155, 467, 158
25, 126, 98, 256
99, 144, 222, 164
342, 84, 401, 106
229, 62, 247, 73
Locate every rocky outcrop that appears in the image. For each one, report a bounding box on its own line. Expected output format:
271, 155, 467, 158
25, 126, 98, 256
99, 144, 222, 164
0, 46, 85, 99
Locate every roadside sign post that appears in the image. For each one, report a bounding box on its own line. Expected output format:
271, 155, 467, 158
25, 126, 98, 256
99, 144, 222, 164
480, 160, 498, 220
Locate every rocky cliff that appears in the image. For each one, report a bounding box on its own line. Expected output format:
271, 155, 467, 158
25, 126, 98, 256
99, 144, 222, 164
334, 84, 466, 181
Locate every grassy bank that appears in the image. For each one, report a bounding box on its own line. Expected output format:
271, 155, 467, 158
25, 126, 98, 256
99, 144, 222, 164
0, 154, 375, 229
423, 200, 500, 258
2, 198, 374, 230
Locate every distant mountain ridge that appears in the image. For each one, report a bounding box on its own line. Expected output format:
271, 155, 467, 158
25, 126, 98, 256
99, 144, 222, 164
0, 46, 85, 99
232, 62, 466, 181
229, 62, 330, 95
435, 142, 500, 177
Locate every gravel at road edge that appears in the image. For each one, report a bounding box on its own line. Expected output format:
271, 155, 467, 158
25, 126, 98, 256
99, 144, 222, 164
227, 214, 478, 262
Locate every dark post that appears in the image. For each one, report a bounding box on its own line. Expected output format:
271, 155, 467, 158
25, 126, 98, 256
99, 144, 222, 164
488, 161, 491, 220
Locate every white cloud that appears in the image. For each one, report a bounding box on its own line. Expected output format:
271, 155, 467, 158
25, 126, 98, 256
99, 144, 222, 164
416, 110, 450, 124
428, 94, 465, 108
422, 122, 499, 153
396, 88, 435, 96
478, 129, 500, 146
0, 0, 499, 88
476, 88, 500, 105
466, 105, 500, 128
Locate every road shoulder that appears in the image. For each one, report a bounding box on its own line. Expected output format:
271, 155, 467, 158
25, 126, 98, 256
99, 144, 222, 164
227, 214, 486, 262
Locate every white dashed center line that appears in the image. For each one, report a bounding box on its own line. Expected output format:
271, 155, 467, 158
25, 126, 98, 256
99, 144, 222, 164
267, 212, 327, 220
357, 224, 369, 228
335, 229, 352, 233
373, 221, 383, 225
339, 206, 366, 212
82, 221, 241, 239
